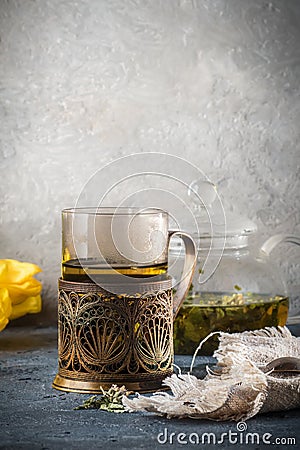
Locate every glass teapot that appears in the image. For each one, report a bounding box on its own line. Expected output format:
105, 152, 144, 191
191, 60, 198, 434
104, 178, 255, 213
171, 181, 300, 355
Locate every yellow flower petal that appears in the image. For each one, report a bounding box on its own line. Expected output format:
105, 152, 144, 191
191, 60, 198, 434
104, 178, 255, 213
6, 279, 42, 305
0, 287, 12, 332
9, 294, 42, 320
0, 259, 42, 304
0, 260, 42, 325
0, 259, 41, 285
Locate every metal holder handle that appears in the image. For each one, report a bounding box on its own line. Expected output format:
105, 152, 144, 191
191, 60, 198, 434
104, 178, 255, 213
168, 231, 197, 318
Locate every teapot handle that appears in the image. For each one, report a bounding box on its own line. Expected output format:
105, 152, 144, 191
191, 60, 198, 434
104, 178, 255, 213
168, 231, 197, 318
260, 234, 300, 256
261, 234, 300, 324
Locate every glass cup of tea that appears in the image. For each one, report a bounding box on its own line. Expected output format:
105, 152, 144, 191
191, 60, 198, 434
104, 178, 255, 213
53, 207, 196, 393
61, 207, 196, 312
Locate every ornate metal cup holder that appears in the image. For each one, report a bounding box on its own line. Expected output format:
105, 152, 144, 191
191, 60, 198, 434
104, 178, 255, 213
52, 277, 173, 393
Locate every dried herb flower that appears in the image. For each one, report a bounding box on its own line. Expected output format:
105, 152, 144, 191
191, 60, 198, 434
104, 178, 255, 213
75, 385, 132, 413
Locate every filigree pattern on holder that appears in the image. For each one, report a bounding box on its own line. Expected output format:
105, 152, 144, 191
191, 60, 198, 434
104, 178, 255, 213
57, 287, 173, 381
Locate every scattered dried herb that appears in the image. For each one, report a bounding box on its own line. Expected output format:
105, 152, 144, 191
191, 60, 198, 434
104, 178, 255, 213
74, 385, 132, 413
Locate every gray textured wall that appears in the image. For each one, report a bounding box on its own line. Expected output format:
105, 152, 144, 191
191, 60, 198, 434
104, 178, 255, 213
1, 0, 299, 323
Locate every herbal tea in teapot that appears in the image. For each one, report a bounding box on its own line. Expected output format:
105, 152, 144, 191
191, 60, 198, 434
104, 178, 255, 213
174, 291, 289, 355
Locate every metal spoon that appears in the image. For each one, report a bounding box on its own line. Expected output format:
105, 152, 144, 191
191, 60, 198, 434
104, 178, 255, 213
264, 357, 300, 376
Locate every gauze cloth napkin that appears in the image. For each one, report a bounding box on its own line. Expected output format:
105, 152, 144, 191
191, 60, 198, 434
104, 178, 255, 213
123, 327, 300, 421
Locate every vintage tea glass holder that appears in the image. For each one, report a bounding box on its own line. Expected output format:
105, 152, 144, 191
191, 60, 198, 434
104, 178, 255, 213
52, 207, 196, 393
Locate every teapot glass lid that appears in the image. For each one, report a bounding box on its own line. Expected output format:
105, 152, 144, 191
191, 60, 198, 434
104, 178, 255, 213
170, 179, 257, 252
188, 179, 256, 238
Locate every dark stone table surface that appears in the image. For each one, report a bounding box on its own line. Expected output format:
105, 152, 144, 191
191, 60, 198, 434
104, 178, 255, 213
0, 325, 299, 450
